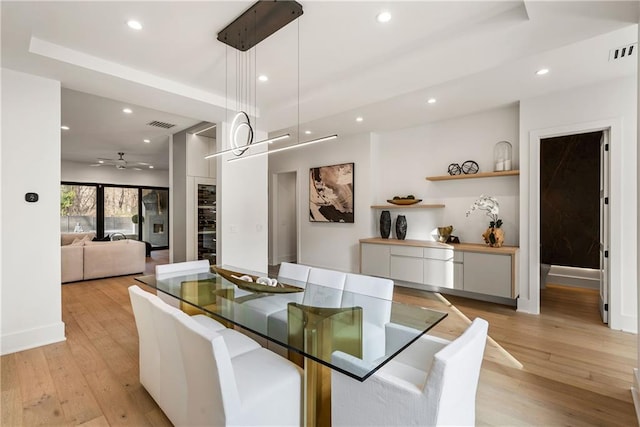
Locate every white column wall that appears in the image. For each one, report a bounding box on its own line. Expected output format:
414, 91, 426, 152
1, 69, 65, 354
519, 77, 637, 332
219, 122, 269, 273
269, 133, 372, 273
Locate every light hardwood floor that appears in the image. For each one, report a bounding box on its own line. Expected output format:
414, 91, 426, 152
1, 255, 637, 426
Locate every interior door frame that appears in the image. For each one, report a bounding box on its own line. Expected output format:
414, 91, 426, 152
269, 170, 299, 266
527, 118, 620, 329
599, 131, 610, 323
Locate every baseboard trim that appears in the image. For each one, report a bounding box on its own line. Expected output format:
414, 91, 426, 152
632, 369, 640, 426
547, 265, 599, 290
1, 321, 66, 355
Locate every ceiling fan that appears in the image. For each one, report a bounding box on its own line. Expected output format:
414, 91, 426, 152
89, 152, 150, 170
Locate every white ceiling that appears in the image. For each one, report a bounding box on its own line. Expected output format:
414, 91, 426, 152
1, 1, 638, 168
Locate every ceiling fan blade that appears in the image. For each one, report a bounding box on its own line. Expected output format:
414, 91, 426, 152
89, 163, 102, 167
136, 162, 150, 166
132, 167, 143, 171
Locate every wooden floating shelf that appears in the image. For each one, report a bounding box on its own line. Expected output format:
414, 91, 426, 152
426, 170, 520, 181
370, 204, 445, 209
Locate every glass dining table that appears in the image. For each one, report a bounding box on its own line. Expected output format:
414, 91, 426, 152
135, 266, 447, 426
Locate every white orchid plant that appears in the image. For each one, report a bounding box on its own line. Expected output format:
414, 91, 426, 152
466, 195, 502, 228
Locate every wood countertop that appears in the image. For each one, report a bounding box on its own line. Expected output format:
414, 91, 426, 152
359, 237, 519, 255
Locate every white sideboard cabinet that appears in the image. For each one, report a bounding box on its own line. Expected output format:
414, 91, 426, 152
359, 238, 519, 302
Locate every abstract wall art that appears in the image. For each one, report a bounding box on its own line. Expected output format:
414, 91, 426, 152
309, 162, 354, 223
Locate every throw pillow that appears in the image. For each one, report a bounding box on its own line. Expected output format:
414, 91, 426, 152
70, 238, 85, 246
92, 235, 111, 242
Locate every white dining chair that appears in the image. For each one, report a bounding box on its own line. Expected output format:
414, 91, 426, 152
303, 267, 347, 308
277, 262, 311, 285
173, 307, 303, 426
342, 273, 394, 361
331, 318, 489, 427
128, 285, 162, 403
155, 259, 211, 278
155, 260, 211, 308
147, 292, 262, 426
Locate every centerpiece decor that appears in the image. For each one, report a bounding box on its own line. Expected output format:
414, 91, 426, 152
466, 195, 504, 247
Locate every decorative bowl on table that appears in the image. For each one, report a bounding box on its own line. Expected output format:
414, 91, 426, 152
212, 266, 304, 293
387, 195, 422, 205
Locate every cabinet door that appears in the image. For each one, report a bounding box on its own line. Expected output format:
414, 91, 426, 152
361, 244, 390, 277
463, 252, 512, 297
423, 258, 455, 288
390, 255, 424, 284
454, 262, 464, 290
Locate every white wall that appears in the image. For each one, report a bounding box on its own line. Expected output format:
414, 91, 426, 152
62, 160, 169, 187
375, 105, 520, 245
269, 133, 372, 273
519, 76, 637, 332
1, 69, 65, 354
219, 122, 269, 273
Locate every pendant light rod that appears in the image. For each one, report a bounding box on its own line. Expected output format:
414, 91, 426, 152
228, 134, 338, 163
204, 134, 290, 160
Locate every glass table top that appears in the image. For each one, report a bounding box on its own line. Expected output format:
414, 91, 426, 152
135, 268, 447, 381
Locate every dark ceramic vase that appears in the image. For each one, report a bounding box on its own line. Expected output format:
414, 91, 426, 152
395, 215, 407, 240
380, 210, 391, 239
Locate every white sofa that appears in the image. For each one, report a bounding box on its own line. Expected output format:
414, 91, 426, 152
61, 233, 145, 283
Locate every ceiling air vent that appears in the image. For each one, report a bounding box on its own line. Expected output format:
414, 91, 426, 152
147, 120, 176, 129
609, 43, 636, 61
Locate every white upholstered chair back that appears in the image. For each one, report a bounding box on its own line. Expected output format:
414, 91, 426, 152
424, 318, 488, 426
277, 262, 311, 287
155, 259, 210, 279
343, 273, 393, 324
303, 267, 347, 308
331, 318, 488, 427
128, 286, 161, 402
148, 296, 190, 426
174, 311, 241, 426
307, 267, 347, 290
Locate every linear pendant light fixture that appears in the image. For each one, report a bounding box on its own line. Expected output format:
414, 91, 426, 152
204, 134, 290, 159
204, 0, 338, 162
228, 135, 337, 163
204, 0, 338, 161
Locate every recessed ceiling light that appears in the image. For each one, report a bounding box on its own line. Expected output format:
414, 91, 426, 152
61, 125, 70, 130
356, 117, 364, 122
127, 20, 142, 30
149, 165, 154, 169
122, 108, 133, 114
536, 68, 549, 76
98, 160, 104, 164
305, 130, 312, 135
258, 74, 269, 82
143, 139, 151, 143
376, 11, 392, 23
427, 98, 437, 104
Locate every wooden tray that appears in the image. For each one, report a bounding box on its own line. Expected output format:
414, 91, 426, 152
386, 199, 422, 205
212, 266, 304, 293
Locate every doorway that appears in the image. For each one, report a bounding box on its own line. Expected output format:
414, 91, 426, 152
270, 171, 298, 265
539, 130, 609, 323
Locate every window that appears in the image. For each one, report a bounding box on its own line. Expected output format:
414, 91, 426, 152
60, 184, 97, 233
60, 182, 169, 250
104, 187, 139, 239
